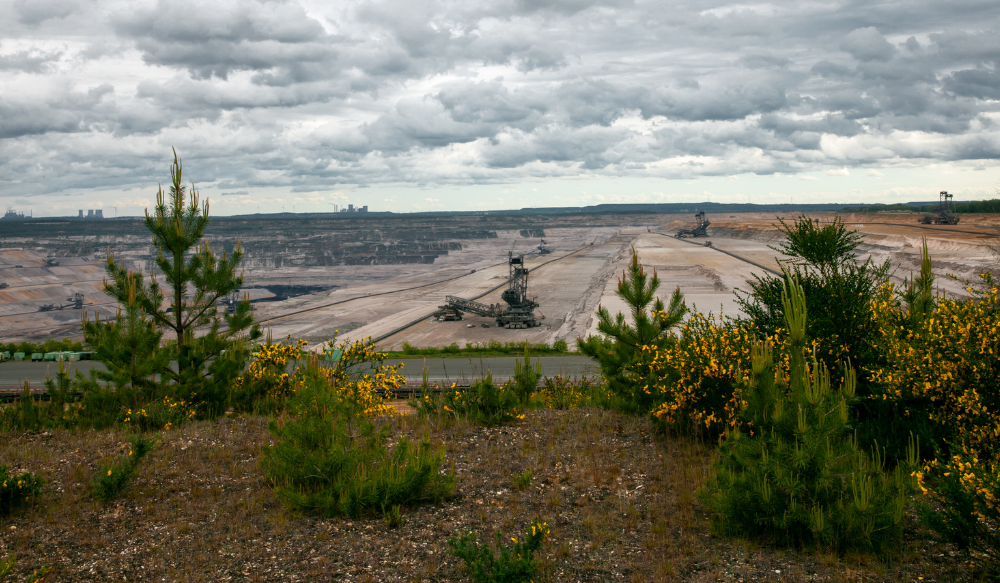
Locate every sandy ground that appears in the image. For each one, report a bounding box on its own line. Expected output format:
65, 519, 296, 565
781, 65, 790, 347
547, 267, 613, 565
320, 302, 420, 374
2, 213, 996, 350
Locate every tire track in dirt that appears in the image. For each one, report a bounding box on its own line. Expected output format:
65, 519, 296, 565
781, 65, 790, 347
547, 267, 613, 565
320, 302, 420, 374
555, 235, 635, 342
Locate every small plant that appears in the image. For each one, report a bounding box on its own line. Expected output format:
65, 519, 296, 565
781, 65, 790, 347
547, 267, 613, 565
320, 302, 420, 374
383, 504, 405, 528
122, 395, 197, 431
448, 518, 550, 583
511, 348, 542, 405
0, 466, 43, 517
512, 469, 533, 491
0, 556, 51, 583
92, 433, 156, 501
444, 374, 524, 426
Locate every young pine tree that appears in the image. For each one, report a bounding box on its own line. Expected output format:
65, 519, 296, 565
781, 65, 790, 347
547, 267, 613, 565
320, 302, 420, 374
899, 238, 935, 327
82, 258, 168, 399
93, 149, 259, 416
736, 215, 890, 370
577, 247, 686, 413
706, 276, 913, 553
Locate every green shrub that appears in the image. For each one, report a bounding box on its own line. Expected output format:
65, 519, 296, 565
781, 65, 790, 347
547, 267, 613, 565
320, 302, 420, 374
705, 278, 912, 553
552, 339, 568, 353
511, 349, 542, 405
0, 555, 50, 583
0, 360, 81, 431
532, 375, 598, 410
382, 504, 405, 528
448, 518, 550, 583
264, 372, 453, 517
0, 466, 43, 516
92, 434, 156, 501
512, 470, 532, 491
433, 374, 523, 426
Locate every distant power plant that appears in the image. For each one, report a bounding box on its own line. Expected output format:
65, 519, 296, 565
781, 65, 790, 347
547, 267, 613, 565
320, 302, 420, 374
77, 209, 105, 219
335, 204, 368, 213
1, 207, 29, 220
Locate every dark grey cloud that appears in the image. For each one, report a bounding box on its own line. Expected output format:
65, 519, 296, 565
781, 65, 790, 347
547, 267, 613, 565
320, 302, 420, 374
840, 27, 897, 62
14, 0, 79, 25
0, 47, 63, 73
1, 0, 999, 206
113, 0, 335, 81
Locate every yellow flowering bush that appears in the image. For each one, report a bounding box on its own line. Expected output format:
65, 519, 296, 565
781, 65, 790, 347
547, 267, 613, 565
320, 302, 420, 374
123, 395, 197, 431
869, 273, 1000, 569
230, 337, 308, 413
319, 336, 404, 417
867, 275, 1000, 455
643, 314, 809, 436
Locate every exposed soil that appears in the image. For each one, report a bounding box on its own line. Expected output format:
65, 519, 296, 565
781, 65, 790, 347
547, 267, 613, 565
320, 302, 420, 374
0, 408, 981, 582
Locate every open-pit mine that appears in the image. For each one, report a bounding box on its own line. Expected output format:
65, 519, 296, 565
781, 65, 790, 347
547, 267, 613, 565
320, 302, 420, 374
1, 210, 996, 350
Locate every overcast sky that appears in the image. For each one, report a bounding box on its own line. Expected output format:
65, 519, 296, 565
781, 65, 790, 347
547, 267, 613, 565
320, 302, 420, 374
2, 0, 999, 216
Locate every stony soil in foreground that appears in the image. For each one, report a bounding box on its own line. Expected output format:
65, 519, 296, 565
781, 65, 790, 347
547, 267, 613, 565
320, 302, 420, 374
0, 408, 983, 582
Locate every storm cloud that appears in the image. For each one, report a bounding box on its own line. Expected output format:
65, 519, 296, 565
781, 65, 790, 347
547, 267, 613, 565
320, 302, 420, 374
1, 0, 999, 210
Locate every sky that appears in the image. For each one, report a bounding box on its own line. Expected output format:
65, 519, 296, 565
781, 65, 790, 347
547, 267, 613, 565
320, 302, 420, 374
1, 0, 1000, 217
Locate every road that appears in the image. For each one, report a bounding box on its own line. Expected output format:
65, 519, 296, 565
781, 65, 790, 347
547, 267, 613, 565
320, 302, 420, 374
0, 356, 599, 390
386, 355, 599, 385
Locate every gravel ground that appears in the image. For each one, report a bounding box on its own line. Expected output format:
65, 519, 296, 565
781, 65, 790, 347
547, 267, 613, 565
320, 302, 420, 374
0, 408, 982, 582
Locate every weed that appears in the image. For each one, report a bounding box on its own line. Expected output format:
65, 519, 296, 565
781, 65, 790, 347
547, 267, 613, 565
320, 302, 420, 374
511, 348, 542, 405
383, 504, 405, 528
448, 518, 550, 583
0, 466, 43, 516
511, 470, 532, 491
92, 433, 156, 501
416, 374, 524, 426
0, 555, 12, 578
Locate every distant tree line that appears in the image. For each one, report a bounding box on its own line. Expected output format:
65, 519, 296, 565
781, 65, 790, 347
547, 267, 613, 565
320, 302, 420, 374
843, 199, 1000, 214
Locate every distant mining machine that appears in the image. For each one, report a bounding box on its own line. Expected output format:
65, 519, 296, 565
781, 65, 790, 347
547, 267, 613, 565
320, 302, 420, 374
919, 191, 960, 225
437, 252, 541, 329
675, 211, 710, 238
